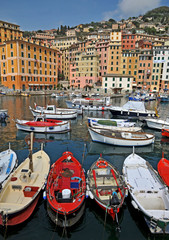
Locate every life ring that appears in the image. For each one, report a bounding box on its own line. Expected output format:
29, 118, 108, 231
96, 160, 108, 168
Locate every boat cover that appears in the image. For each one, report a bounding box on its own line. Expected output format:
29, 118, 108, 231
122, 101, 145, 111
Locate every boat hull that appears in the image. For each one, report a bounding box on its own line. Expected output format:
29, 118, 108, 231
109, 109, 155, 118
146, 119, 169, 130
16, 121, 70, 133
162, 129, 169, 137
66, 101, 109, 111
158, 158, 169, 186
88, 128, 155, 147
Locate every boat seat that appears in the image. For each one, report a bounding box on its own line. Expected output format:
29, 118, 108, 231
56, 192, 73, 203
12, 185, 22, 190
96, 174, 113, 178
97, 185, 122, 190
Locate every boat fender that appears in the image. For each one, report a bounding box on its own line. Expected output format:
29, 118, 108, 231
131, 200, 138, 210
43, 191, 47, 200
49, 126, 54, 130
25, 187, 31, 192
86, 190, 89, 198
89, 190, 94, 199
30, 127, 35, 130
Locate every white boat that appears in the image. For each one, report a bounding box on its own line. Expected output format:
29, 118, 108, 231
14, 115, 71, 133
66, 97, 111, 111
0, 144, 17, 184
88, 127, 155, 147
29, 104, 78, 119
123, 152, 169, 234
0, 134, 50, 226
88, 117, 140, 130
109, 101, 156, 118
145, 118, 169, 130
51, 92, 66, 98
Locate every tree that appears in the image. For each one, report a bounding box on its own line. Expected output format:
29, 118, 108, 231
132, 29, 136, 34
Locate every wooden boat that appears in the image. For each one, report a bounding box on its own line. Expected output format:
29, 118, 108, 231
162, 129, 169, 137
87, 156, 127, 223
109, 101, 156, 118
0, 133, 50, 226
158, 153, 169, 186
66, 97, 111, 111
123, 151, 169, 234
0, 144, 17, 185
29, 104, 78, 119
46, 151, 86, 227
146, 118, 169, 130
14, 115, 71, 133
88, 127, 155, 147
88, 117, 141, 132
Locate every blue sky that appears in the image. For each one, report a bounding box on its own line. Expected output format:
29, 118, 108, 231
0, 0, 169, 31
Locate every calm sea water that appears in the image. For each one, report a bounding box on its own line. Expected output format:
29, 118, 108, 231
0, 95, 169, 240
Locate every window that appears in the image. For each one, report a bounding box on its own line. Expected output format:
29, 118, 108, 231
28, 45, 30, 50
11, 60, 14, 65
12, 68, 14, 73
22, 68, 24, 73
28, 53, 30, 58
10, 44, 13, 49
22, 60, 24, 65
21, 52, 24, 57
21, 44, 23, 49
105, 83, 107, 87
11, 52, 13, 57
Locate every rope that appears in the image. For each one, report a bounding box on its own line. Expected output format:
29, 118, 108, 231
102, 204, 109, 240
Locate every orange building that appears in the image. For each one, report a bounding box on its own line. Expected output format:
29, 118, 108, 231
0, 39, 58, 91
0, 20, 23, 44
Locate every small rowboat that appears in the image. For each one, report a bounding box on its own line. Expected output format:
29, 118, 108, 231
0, 134, 50, 226
88, 127, 155, 147
46, 151, 86, 227
162, 129, 169, 138
123, 151, 169, 234
0, 144, 17, 184
87, 156, 127, 224
14, 115, 70, 133
158, 153, 169, 186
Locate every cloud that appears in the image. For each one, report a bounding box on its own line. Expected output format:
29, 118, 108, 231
103, 0, 161, 20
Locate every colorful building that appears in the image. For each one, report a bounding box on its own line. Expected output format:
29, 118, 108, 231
0, 20, 23, 44
0, 39, 58, 91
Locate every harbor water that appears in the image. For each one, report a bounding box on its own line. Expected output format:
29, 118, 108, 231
0, 95, 169, 240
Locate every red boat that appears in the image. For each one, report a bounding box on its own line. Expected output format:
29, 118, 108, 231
87, 157, 127, 223
158, 153, 169, 186
46, 151, 86, 227
162, 129, 169, 138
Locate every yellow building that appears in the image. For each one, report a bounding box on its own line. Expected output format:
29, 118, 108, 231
0, 20, 23, 44
0, 39, 58, 91
107, 31, 122, 74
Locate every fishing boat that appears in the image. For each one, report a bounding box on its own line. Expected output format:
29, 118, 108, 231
66, 97, 111, 111
123, 151, 169, 234
162, 129, 169, 137
14, 115, 71, 133
109, 101, 156, 118
46, 151, 86, 227
0, 133, 50, 226
0, 144, 17, 185
88, 118, 141, 132
29, 104, 78, 120
87, 156, 127, 225
157, 153, 169, 186
88, 127, 155, 147
145, 118, 169, 130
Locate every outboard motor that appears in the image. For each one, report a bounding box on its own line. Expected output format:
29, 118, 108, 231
0, 113, 8, 122
110, 191, 120, 205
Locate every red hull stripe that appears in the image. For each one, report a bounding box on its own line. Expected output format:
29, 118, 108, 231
92, 170, 99, 197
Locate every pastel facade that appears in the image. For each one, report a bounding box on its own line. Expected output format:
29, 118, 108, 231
54, 36, 78, 50
69, 52, 99, 89
121, 33, 136, 50
0, 20, 23, 44
0, 40, 58, 91
103, 74, 133, 94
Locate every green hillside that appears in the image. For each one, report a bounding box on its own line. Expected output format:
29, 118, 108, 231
143, 6, 169, 24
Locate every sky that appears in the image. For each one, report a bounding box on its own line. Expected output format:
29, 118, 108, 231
0, 0, 169, 31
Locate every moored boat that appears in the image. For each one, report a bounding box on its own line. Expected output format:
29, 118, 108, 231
162, 129, 169, 137
157, 153, 169, 186
14, 115, 71, 133
123, 151, 169, 234
145, 118, 169, 130
46, 151, 86, 227
109, 101, 156, 118
87, 156, 127, 223
29, 104, 78, 119
88, 117, 141, 132
88, 127, 155, 147
66, 97, 111, 111
0, 134, 50, 226
0, 144, 18, 185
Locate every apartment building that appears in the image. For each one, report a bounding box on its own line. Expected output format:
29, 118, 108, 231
152, 42, 169, 92
70, 52, 99, 89
0, 20, 23, 44
0, 39, 58, 91
54, 36, 78, 50
103, 74, 133, 94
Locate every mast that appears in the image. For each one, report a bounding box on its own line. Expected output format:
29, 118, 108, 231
28, 132, 34, 172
